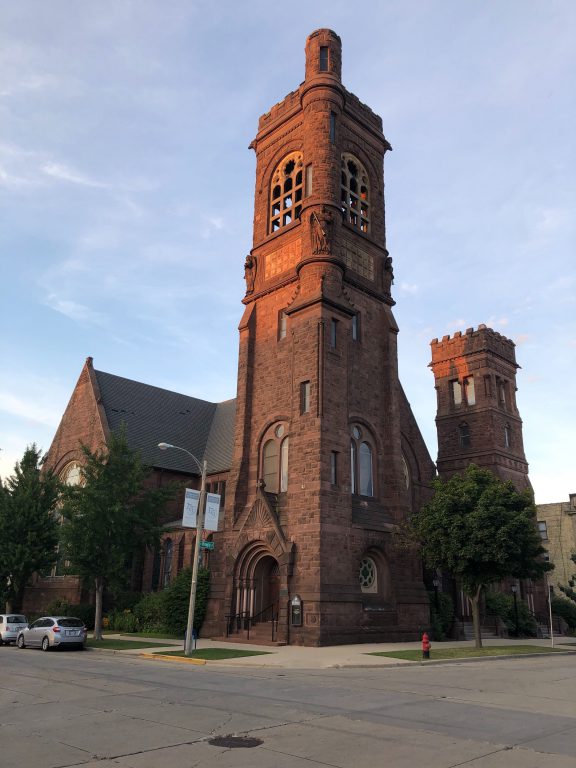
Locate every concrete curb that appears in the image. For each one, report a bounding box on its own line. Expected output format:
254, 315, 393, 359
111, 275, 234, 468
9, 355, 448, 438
140, 653, 206, 665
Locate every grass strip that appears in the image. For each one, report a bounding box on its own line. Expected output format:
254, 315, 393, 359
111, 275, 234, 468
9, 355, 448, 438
87, 638, 162, 650
120, 632, 182, 641
152, 648, 272, 660
367, 645, 571, 661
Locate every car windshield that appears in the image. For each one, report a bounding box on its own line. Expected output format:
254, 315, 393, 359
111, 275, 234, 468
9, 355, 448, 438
7, 616, 26, 624
57, 618, 84, 628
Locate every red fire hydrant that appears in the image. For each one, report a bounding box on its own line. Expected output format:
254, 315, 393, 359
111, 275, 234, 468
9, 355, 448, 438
422, 632, 431, 660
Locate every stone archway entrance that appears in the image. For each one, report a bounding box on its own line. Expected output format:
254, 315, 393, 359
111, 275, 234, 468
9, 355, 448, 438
230, 543, 282, 640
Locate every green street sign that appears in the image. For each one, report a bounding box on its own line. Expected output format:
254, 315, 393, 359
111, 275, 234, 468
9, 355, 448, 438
200, 541, 215, 550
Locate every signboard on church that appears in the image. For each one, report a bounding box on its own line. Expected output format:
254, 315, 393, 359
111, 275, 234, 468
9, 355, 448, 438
182, 489, 220, 531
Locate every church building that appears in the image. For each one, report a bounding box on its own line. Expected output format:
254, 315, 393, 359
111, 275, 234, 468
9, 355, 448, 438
29, 30, 544, 644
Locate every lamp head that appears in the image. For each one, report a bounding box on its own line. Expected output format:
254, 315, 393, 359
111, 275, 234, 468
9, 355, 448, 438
158, 442, 173, 450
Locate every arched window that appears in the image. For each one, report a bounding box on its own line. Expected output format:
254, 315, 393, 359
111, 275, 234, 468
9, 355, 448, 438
401, 454, 410, 489
341, 153, 370, 233
269, 152, 304, 233
261, 423, 290, 493
359, 556, 377, 594
162, 539, 173, 588
504, 423, 511, 449
60, 462, 82, 486
459, 422, 471, 448
350, 425, 374, 497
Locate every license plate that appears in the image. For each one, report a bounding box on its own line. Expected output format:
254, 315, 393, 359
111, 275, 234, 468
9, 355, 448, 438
66, 630, 79, 636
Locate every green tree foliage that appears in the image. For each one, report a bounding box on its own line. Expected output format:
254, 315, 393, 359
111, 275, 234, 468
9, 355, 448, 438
59, 429, 175, 639
0, 446, 60, 612
410, 465, 552, 648
160, 566, 210, 636
484, 590, 537, 637
551, 595, 576, 630
428, 591, 454, 641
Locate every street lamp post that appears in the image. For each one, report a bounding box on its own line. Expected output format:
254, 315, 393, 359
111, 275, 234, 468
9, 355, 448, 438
158, 442, 207, 656
511, 584, 519, 638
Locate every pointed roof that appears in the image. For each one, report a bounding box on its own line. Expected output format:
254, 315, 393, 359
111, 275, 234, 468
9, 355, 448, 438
93, 369, 235, 475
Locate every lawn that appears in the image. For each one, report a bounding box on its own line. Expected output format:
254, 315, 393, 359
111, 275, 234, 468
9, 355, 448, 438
87, 638, 166, 651
120, 632, 182, 641
367, 645, 571, 661
153, 648, 272, 660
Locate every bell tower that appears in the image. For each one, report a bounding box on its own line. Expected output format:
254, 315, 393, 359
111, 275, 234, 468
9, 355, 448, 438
430, 325, 530, 490
204, 30, 433, 645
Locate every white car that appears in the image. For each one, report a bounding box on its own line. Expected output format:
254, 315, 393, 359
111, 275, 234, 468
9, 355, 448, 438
17, 616, 87, 651
0, 614, 28, 645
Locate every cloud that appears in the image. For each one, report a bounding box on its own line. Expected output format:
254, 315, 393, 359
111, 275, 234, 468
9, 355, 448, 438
0, 390, 60, 428
41, 161, 108, 188
399, 281, 419, 296
44, 295, 107, 325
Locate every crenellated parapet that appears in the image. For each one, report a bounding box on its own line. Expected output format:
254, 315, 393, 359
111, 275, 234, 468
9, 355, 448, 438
430, 324, 518, 369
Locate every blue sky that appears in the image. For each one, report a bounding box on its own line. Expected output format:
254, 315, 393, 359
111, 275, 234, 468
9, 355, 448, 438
1, 1, 574, 503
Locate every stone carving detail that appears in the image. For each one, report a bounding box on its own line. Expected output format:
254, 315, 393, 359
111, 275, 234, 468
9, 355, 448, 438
311, 209, 333, 255
383, 255, 394, 292
244, 254, 257, 294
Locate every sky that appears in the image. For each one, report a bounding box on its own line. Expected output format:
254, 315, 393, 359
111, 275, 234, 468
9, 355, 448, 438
0, 0, 574, 504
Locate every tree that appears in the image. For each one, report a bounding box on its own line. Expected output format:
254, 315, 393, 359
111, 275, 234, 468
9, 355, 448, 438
59, 429, 175, 639
410, 465, 552, 648
0, 446, 60, 612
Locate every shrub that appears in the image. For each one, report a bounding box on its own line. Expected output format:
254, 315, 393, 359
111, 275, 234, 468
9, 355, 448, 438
45, 599, 95, 630
485, 591, 537, 637
107, 589, 143, 613
428, 591, 454, 641
107, 609, 139, 633
160, 567, 210, 636
552, 596, 576, 629
133, 591, 164, 632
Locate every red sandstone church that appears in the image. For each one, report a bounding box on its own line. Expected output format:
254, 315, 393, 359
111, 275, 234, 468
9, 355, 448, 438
28, 30, 538, 645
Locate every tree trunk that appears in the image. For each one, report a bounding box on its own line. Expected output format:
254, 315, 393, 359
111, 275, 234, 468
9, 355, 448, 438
5, 597, 13, 613
470, 585, 483, 649
93, 578, 104, 641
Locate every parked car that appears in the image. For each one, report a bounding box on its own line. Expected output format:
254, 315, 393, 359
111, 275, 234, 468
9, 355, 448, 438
0, 614, 28, 645
17, 616, 87, 651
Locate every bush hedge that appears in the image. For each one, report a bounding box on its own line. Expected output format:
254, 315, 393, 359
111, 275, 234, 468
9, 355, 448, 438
428, 591, 454, 640
484, 591, 537, 637
551, 596, 576, 629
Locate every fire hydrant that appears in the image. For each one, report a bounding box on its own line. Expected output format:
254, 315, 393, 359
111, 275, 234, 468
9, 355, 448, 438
422, 632, 431, 660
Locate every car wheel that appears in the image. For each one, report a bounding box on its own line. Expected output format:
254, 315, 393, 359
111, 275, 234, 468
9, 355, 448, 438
17, 635, 26, 649
41, 636, 50, 652
0, 636, 4, 646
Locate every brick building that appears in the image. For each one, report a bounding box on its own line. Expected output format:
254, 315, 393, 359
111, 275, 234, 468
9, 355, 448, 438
537, 494, 576, 591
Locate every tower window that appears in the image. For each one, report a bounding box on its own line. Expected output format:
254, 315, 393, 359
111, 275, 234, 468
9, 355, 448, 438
278, 311, 287, 340
330, 112, 336, 143
359, 556, 377, 593
330, 318, 338, 348
497, 378, 507, 407
305, 164, 313, 197
319, 46, 329, 72
300, 381, 311, 414
261, 424, 289, 493
351, 314, 359, 341
452, 380, 462, 406
459, 422, 471, 449
464, 376, 475, 405
341, 153, 370, 233
504, 423, 511, 448
269, 152, 304, 234
350, 425, 374, 497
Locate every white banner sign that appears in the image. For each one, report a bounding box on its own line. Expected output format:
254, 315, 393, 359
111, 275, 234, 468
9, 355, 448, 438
182, 489, 220, 531
182, 489, 200, 528
204, 493, 220, 531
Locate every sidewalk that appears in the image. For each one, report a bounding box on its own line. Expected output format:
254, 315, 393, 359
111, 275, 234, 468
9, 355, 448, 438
92, 634, 574, 669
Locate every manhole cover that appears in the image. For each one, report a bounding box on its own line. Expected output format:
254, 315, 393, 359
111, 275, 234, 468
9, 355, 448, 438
208, 735, 263, 749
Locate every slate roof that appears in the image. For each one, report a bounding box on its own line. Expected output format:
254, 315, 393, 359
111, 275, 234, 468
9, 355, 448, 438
94, 370, 236, 475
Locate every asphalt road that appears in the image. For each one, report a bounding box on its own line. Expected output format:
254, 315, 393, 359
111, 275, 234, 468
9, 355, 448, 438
1, 645, 575, 768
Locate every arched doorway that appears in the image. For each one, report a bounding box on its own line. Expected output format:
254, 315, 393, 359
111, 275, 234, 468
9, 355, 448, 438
232, 543, 281, 625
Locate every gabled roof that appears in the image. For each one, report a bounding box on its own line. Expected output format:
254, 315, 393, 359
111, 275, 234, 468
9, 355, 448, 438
94, 369, 235, 475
